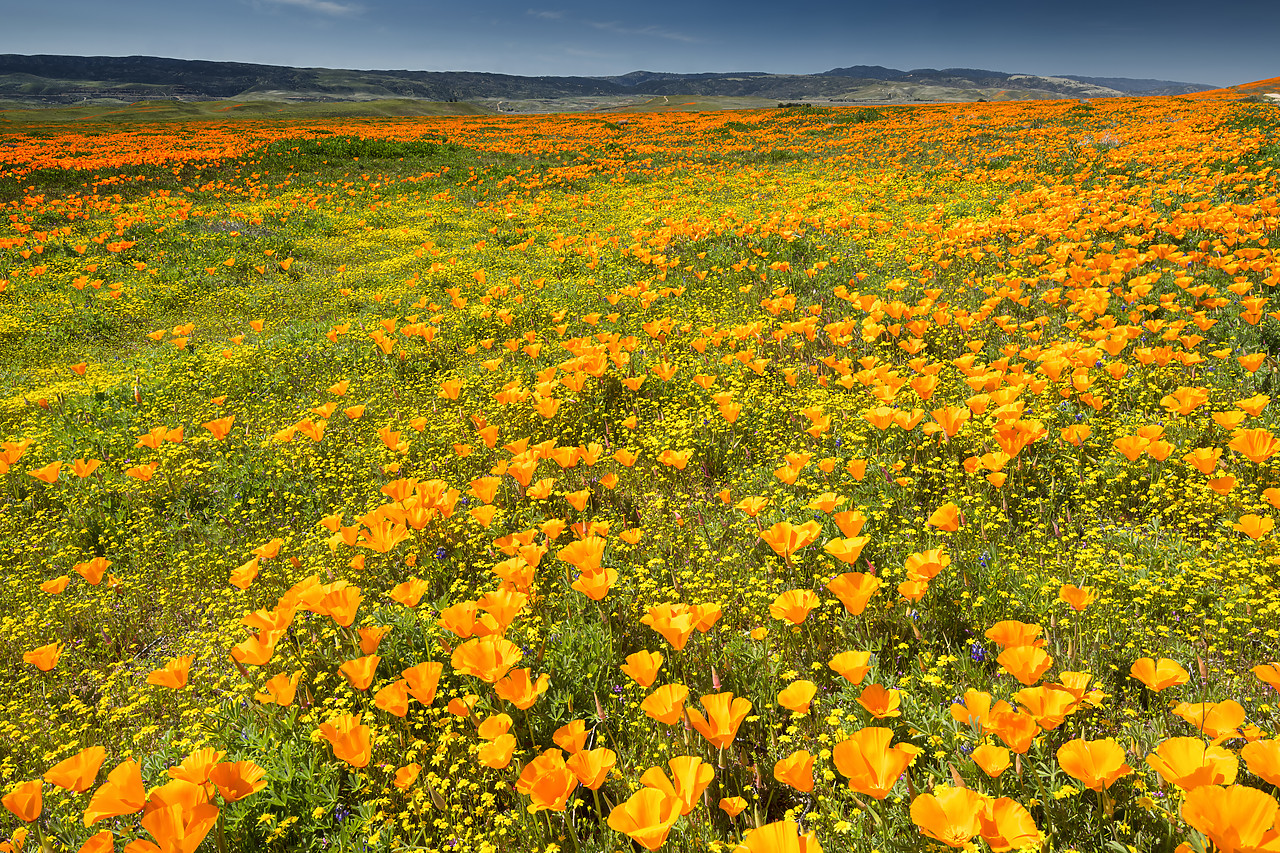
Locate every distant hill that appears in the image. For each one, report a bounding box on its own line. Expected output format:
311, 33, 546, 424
0, 54, 1218, 110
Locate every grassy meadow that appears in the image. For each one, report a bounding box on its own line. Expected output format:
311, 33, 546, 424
1, 94, 1280, 852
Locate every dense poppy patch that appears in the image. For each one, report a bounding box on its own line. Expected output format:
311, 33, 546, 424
1, 93, 1279, 851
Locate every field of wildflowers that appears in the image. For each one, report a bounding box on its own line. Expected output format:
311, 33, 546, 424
1, 92, 1279, 853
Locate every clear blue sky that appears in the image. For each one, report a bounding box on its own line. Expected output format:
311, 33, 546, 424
1, 0, 1276, 87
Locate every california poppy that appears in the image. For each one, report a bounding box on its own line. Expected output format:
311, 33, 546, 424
687, 691, 752, 749
1056, 738, 1133, 790
773, 750, 815, 793
1147, 738, 1238, 790
1130, 657, 1189, 691
832, 727, 919, 799
83, 759, 147, 826
607, 787, 682, 851
621, 650, 664, 688
641, 683, 689, 725
640, 755, 714, 815
24, 642, 62, 672
909, 785, 987, 848
146, 656, 193, 690
515, 749, 578, 812
315, 714, 371, 768
208, 761, 267, 802
567, 748, 616, 790
1, 780, 41, 823
45, 746, 107, 792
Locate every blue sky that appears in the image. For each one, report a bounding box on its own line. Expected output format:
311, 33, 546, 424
1, 0, 1276, 87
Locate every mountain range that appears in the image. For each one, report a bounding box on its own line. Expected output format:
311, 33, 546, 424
0, 54, 1216, 110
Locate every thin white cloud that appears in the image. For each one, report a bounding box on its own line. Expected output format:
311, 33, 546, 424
587, 20, 699, 43
527, 9, 565, 19
264, 0, 364, 16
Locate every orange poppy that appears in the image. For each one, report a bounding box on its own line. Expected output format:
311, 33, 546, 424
146, 656, 193, 690
736, 821, 823, 853
607, 788, 682, 851
773, 750, 815, 793
777, 680, 818, 715
832, 727, 920, 800
826, 572, 881, 614
338, 655, 380, 691
1147, 738, 1238, 790
494, 668, 550, 709
1130, 657, 1189, 691
770, 588, 820, 625
567, 748, 616, 790
450, 636, 521, 683
829, 650, 873, 685
620, 650, 664, 688
403, 661, 443, 705
640, 755, 714, 816
909, 785, 987, 848
515, 749, 578, 812
83, 759, 147, 826
315, 714, 372, 768
997, 646, 1053, 685
1057, 738, 1133, 790
44, 746, 107, 792
1181, 784, 1280, 853
23, 642, 63, 672
687, 691, 752, 749
641, 683, 690, 725
2, 780, 41, 823
208, 761, 267, 802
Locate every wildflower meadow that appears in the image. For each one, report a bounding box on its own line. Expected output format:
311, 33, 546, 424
2, 90, 1280, 852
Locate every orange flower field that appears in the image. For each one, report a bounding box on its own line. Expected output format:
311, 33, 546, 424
1, 93, 1279, 851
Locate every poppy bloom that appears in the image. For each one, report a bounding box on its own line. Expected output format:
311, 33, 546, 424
44, 745, 107, 792
147, 656, 193, 690
687, 691, 752, 749
777, 680, 818, 715
997, 646, 1053, 686
1147, 738, 1238, 790
620, 650, 664, 688
1056, 738, 1133, 790
1181, 784, 1280, 853
759, 520, 821, 562
208, 761, 267, 802
315, 714, 372, 768
770, 588, 820, 625
402, 661, 443, 705
640, 756, 714, 815
339, 655, 380, 691
1173, 700, 1247, 739
927, 502, 961, 532
607, 787, 682, 851
1058, 584, 1096, 611
857, 683, 902, 718
553, 719, 590, 754
773, 750, 815, 793
393, 764, 421, 791
832, 727, 920, 800
826, 572, 881, 615
1241, 740, 1280, 787
641, 604, 696, 651
83, 759, 147, 826
494, 668, 550, 709
24, 642, 63, 672
2, 780, 41, 822
1130, 657, 1189, 691
567, 748, 616, 790
254, 671, 300, 707
451, 636, 522, 683
972, 745, 1011, 778
719, 796, 747, 818
830, 650, 873, 685
736, 821, 823, 853
515, 749, 578, 812
980, 798, 1041, 852
909, 785, 988, 848
641, 683, 690, 725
